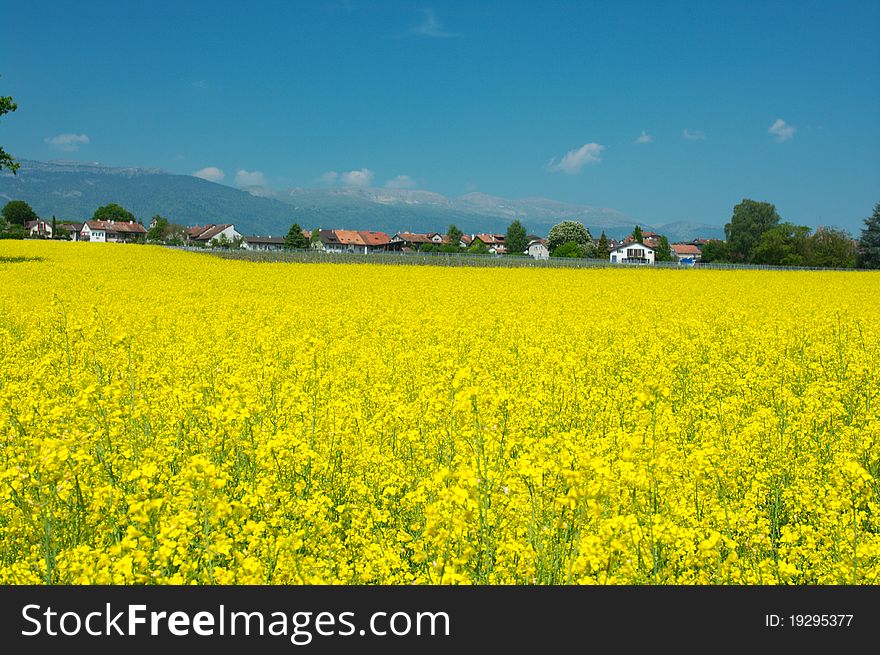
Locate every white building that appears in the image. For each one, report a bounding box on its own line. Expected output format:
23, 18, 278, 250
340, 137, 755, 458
242, 235, 286, 251
527, 239, 549, 260
25, 220, 53, 239
609, 242, 655, 264
188, 224, 242, 246
81, 220, 147, 243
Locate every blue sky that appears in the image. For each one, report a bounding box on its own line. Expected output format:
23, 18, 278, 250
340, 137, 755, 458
2, 0, 878, 231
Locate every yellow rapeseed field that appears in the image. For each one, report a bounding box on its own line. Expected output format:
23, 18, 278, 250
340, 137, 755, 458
1, 241, 878, 584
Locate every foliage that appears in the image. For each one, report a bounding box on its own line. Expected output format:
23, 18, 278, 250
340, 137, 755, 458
856, 202, 880, 269
596, 231, 609, 260
0, 241, 878, 585
807, 227, 856, 269
447, 224, 463, 248
655, 236, 674, 262
631, 225, 643, 243
548, 220, 594, 255
93, 203, 136, 224
698, 240, 730, 263
504, 220, 529, 256
147, 216, 169, 242
2, 200, 38, 226
724, 199, 782, 263
550, 240, 584, 258
468, 239, 489, 254
0, 223, 27, 239
284, 223, 309, 249
0, 85, 18, 174
752, 223, 810, 266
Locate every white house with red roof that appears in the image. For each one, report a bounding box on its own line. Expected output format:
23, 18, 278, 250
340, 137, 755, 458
609, 241, 655, 264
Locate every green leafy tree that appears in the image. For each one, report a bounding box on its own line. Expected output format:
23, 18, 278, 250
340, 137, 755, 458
93, 203, 136, 223
655, 236, 674, 262
505, 220, 529, 255
447, 224, 463, 248
806, 227, 856, 268
548, 220, 594, 255
468, 239, 489, 254
147, 215, 169, 242
51, 215, 57, 239
752, 222, 810, 266
2, 200, 38, 226
632, 225, 644, 243
698, 240, 729, 263
856, 202, 880, 269
0, 84, 18, 174
724, 199, 782, 263
596, 231, 610, 260
311, 228, 321, 247
284, 222, 309, 249
550, 241, 584, 258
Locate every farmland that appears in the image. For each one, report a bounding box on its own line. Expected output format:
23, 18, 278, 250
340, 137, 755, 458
0, 241, 878, 584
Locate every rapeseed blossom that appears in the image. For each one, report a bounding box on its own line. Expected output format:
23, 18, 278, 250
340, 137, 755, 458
0, 241, 878, 584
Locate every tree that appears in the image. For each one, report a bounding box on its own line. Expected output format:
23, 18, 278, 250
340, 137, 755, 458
548, 220, 594, 255
807, 227, 856, 269
147, 215, 169, 242
504, 220, 529, 256
752, 222, 810, 266
93, 203, 136, 223
284, 222, 309, 249
550, 241, 584, 258
724, 199, 782, 263
655, 236, 674, 262
2, 200, 38, 226
856, 202, 880, 269
632, 225, 644, 243
51, 215, 57, 239
698, 240, 730, 263
1, 84, 18, 174
596, 231, 609, 260
311, 228, 321, 248
447, 224, 463, 248
468, 239, 489, 254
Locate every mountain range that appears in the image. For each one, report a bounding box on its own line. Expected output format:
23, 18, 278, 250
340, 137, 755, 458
0, 160, 724, 241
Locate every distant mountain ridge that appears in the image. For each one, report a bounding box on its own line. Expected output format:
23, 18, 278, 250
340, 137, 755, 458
0, 159, 725, 241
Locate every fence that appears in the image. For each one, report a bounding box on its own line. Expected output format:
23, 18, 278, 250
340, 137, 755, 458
168, 246, 863, 272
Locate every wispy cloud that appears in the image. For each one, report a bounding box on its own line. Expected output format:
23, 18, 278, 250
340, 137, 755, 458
409, 8, 459, 38
318, 171, 339, 184
385, 174, 416, 189
340, 168, 374, 187
44, 133, 90, 152
192, 166, 225, 183
634, 131, 653, 144
234, 169, 267, 187
190, 79, 208, 90
768, 118, 795, 142
546, 143, 605, 174
682, 129, 706, 141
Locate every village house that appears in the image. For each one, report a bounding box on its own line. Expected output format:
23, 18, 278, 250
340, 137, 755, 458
241, 235, 286, 251
459, 234, 473, 247
80, 220, 148, 243
472, 233, 506, 254
333, 230, 392, 254
58, 222, 83, 241
527, 238, 549, 260
187, 223, 241, 246
609, 241, 656, 264
671, 243, 702, 263
622, 231, 662, 249
25, 220, 53, 239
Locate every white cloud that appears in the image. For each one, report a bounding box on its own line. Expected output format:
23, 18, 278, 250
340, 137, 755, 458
682, 129, 706, 141
410, 8, 459, 37
634, 131, 653, 144
192, 166, 225, 182
318, 171, 339, 184
768, 118, 795, 142
385, 174, 416, 189
44, 133, 90, 152
340, 168, 374, 187
234, 169, 268, 187
546, 142, 605, 174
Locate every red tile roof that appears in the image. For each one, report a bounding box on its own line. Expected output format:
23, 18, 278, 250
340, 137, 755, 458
85, 220, 147, 234
671, 243, 701, 256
